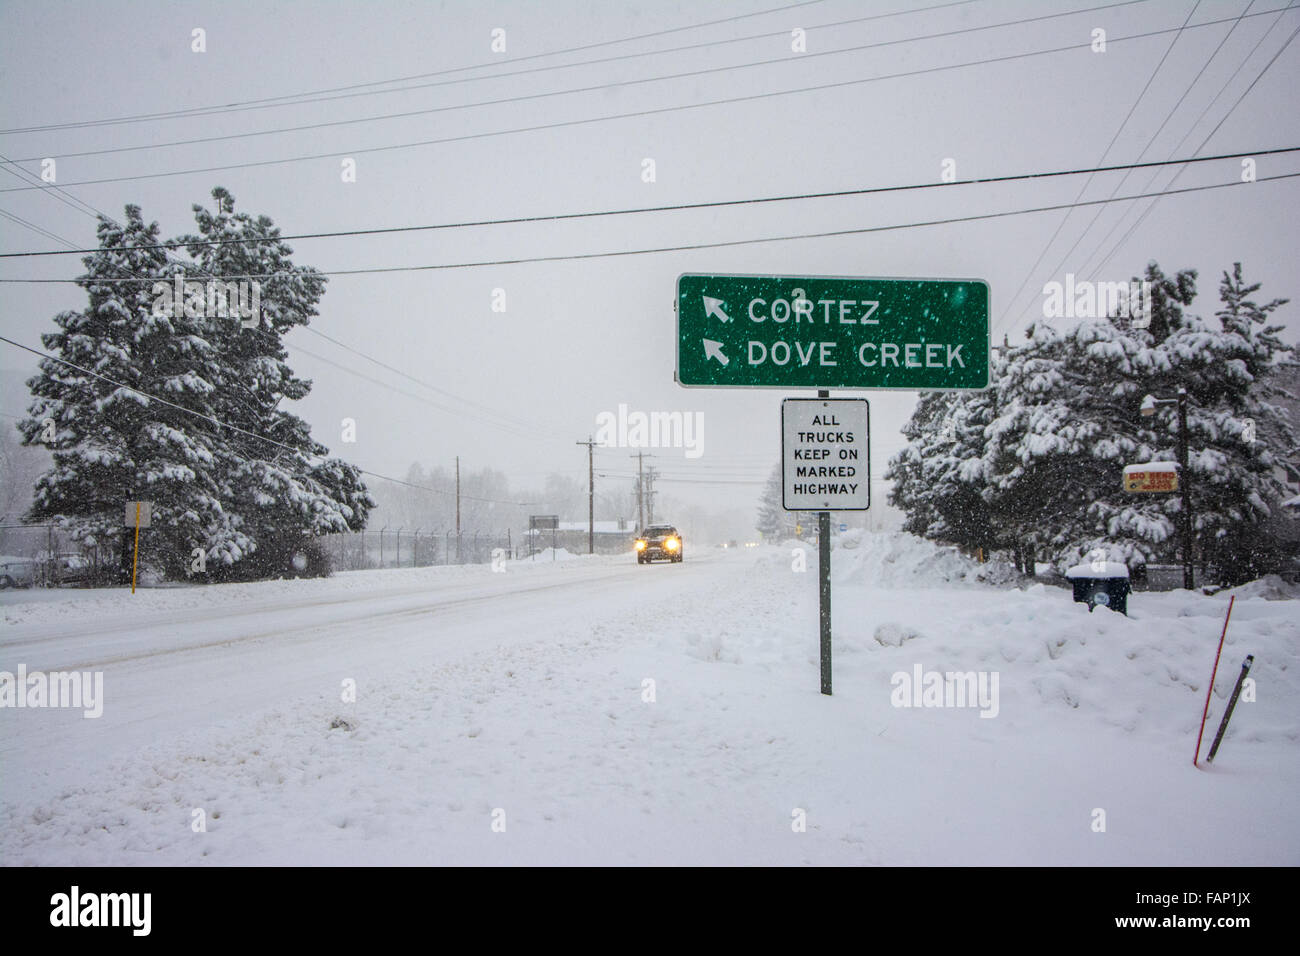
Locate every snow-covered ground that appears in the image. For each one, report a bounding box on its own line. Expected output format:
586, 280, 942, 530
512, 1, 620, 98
2, 533, 1296, 865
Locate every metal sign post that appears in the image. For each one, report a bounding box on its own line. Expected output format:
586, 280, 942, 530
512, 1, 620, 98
818, 508, 831, 696
529, 514, 559, 562
782, 396, 870, 696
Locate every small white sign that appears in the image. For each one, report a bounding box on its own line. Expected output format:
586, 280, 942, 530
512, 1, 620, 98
782, 398, 870, 511
125, 501, 152, 528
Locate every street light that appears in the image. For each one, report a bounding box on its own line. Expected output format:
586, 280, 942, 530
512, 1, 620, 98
1140, 388, 1194, 590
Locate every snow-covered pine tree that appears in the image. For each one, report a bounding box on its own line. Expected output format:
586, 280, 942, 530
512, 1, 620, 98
928, 380, 1001, 555
1135, 260, 1198, 344
888, 261, 1293, 581
886, 355, 1003, 557
1184, 262, 1295, 577
982, 317, 1170, 573
20, 206, 231, 579
1217, 262, 1300, 490
754, 462, 816, 541
755, 463, 792, 540
177, 188, 373, 578
885, 391, 952, 539
985, 262, 1294, 579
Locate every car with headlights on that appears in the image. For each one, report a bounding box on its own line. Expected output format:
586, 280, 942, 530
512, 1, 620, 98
635, 525, 683, 564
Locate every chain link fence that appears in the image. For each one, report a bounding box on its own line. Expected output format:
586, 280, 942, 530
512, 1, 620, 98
2, 524, 631, 587
320, 529, 520, 570
0, 524, 117, 588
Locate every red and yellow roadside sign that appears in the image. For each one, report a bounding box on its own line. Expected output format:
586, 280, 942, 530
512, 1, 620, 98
1123, 464, 1178, 493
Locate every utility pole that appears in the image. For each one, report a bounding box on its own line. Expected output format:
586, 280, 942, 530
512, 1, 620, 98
576, 437, 595, 554
630, 451, 653, 530
1140, 388, 1195, 589
644, 465, 659, 524
1176, 388, 1193, 590
455, 455, 461, 564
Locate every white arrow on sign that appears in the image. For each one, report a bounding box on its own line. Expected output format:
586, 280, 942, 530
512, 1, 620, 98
703, 339, 729, 366
702, 296, 731, 323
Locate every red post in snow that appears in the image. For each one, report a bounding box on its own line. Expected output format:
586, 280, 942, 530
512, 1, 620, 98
1194, 595, 1235, 767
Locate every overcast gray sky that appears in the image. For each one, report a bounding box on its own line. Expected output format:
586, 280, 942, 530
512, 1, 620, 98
2, 0, 1297, 529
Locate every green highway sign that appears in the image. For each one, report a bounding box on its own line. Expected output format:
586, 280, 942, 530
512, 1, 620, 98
675, 273, 990, 390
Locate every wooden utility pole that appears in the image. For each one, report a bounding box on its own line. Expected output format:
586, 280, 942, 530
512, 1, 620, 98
576, 438, 595, 553
630, 451, 652, 530
1176, 389, 1194, 590
644, 465, 659, 524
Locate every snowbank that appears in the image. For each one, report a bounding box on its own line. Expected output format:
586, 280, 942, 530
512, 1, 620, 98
1225, 574, 1300, 601
830, 531, 1019, 587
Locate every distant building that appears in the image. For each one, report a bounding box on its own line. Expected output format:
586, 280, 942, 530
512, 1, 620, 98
525, 518, 636, 555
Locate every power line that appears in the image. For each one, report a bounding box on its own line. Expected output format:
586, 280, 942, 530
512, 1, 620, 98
1073, 0, 1270, 278
295, 326, 571, 441
0, 171, 570, 446
0, 158, 305, 431
139, 1, 976, 122
11, 1, 1155, 165
288, 342, 547, 441
6, 145, 1294, 259
5, 7, 1288, 195
0, 333, 540, 507
598, 473, 765, 486
0, 155, 102, 220
0, 208, 77, 247
0, 0, 836, 134
6, 170, 1296, 284
1002, 0, 1270, 334
290, 340, 570, 443
1089, 14, 1300, 277
995, 0, 1206, 333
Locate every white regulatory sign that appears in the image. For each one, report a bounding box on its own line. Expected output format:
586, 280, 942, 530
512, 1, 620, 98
124, 501, 152, 528
781, 398, 870, 511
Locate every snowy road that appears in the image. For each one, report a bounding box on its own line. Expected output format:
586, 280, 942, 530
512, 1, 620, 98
2, 536, 1298, 866
1, 553, 716, 775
